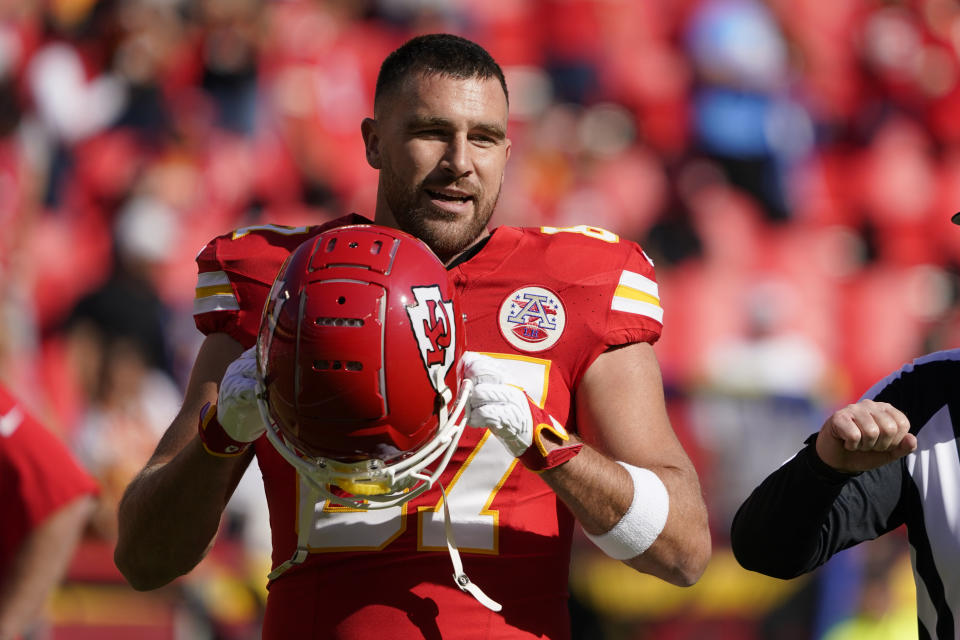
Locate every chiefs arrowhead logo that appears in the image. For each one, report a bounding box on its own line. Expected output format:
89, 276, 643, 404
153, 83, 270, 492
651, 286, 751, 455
405, 285, 456, 393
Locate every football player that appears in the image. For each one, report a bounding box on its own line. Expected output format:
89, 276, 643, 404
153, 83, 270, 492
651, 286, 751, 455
115, 33, 711, 639
0, 384, 98, 639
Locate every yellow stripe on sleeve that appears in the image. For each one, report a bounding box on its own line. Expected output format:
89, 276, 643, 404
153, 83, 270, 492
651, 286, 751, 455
611, 270, 663, 323
613, 284, 660, 307
195, 284, 235, 298
194, 270, 239, 314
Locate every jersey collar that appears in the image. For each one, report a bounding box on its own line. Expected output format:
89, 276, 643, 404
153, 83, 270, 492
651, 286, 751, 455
446, 235, 492, 270
446, 226, 523, 278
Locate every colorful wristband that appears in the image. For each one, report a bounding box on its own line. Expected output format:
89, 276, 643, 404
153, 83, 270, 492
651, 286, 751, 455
518, 404, 583, 471
198, 402, 251, 457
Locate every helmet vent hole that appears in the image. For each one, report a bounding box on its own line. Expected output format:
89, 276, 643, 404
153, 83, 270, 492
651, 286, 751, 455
316, 317, 364, 327
312, 360, 363, 372
325, 238, 336, 252
371, 241, 382, 255
337, 296, 346, 304
349, 241, 359, 248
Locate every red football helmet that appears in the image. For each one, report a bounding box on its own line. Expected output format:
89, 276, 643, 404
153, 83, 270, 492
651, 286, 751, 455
255, 225, 468, 508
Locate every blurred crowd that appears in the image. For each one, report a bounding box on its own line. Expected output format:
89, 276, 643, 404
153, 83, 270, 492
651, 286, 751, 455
1, 0, 957, 638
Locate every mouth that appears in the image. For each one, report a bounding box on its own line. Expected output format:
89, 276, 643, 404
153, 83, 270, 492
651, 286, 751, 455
424, 188, 475, 213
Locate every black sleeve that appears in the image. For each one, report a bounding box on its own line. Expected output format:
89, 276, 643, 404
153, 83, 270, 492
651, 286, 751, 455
730, 434, 907, 579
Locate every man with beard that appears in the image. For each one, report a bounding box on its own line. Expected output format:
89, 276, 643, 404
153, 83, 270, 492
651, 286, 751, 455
114, 34, 710, 639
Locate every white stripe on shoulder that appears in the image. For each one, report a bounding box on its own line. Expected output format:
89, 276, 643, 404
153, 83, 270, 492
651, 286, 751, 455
197, 271, 231, 287
618, 270, 659, 298
611, 298, 664, 324
612, 269, 662, 322
194, 295, 240, 315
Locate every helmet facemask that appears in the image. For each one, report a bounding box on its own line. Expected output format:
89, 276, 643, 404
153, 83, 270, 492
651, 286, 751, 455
256, 374, 472, 509
254, 225, 468, 510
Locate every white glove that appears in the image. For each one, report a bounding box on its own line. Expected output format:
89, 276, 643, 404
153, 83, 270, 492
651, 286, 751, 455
216, 347, 265, 443
461, 351, 581, 470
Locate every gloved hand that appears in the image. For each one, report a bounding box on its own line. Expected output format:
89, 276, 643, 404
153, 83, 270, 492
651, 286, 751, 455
461, 352, 582, 471
198, 347, 264, 456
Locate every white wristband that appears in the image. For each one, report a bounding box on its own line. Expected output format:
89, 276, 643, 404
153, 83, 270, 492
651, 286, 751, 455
584, 462, 669, 560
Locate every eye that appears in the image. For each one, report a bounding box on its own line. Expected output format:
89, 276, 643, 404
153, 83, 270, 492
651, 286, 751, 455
412, 127, 445, 138
470, 135, 496, 147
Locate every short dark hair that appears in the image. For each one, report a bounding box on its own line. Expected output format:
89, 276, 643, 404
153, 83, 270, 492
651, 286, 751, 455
374, 33, 508, 112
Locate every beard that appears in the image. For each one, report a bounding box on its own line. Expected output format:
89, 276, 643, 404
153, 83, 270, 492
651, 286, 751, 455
382, 173, 500, 262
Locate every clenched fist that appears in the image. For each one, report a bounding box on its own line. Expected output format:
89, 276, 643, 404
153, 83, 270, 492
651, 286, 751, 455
815, 399, 917, 473
460, 351, 582, 471
217, 347, 265, 444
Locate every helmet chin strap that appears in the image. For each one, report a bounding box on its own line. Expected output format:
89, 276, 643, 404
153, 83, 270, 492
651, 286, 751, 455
267, 480, 320, 582
438, 482, 502, 611
267, 478, 501, 612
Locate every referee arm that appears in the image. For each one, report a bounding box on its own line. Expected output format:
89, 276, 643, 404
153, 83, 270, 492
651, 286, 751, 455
731, 400, 913, 578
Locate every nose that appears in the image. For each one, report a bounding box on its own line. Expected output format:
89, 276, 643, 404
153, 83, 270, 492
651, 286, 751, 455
441, 134, 473, 178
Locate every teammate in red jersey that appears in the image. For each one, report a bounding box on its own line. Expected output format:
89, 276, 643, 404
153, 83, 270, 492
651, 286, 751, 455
0, 385, 98, 640
115, 34, 710, 639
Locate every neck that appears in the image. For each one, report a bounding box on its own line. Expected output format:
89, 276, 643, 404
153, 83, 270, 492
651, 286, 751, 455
440, 228, 490, 267
372, 205, 490, 266
372, 204, 398, 230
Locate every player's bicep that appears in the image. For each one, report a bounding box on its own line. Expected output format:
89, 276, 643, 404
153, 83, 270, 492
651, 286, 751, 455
576, 342, 691, 472
148, 332, 245, 464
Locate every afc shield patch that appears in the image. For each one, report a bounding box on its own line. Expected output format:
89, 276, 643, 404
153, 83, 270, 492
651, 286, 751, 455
405, 285, 456, 392
498, 286, 566, 353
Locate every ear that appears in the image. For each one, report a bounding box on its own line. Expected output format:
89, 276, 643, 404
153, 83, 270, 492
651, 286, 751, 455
500, 138, 512, 188
361, 118, 381, 169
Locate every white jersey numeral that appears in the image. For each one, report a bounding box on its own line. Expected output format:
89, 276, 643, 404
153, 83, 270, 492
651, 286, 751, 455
298, 354, 551, 553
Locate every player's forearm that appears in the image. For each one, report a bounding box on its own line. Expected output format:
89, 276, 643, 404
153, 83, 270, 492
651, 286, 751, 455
622, 461, 710, 586
0, 495, 95, 640
115, 436, 249, 590
541, 444, 710, 586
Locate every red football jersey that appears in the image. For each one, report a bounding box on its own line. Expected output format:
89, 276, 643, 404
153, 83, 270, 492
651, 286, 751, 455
193, 217, 663, 639
0, 385, 99, 578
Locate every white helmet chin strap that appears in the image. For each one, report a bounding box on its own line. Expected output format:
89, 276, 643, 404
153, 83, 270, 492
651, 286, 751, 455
259, 379, 502, 612
437, 481, 502, 611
